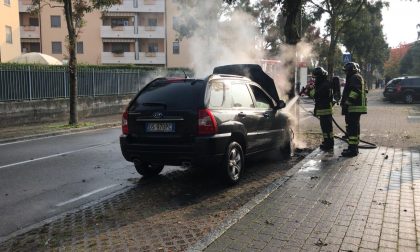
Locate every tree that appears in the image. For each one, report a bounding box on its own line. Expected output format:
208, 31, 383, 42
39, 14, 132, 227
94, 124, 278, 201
31, 0, 121, 125
307, 0, 367, 78
384, 43, 411, 80
341, 1, 389, 87
400, 41, 420, 75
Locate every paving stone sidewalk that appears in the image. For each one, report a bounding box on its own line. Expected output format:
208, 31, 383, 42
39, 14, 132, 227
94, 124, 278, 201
199, 145, 420, 252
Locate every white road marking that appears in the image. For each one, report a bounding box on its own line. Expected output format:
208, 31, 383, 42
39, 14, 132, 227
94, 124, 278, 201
0, 143, 111, 170
0, 127, 118, 147
56, 184, 118, 207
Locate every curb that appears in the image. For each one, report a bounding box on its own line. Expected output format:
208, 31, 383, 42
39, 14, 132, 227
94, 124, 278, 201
187, 148, 323, 252
0, 122, 120, 144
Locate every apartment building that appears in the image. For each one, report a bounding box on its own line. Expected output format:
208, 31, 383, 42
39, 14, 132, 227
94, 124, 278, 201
1, 0, 21, 62
17, 0, 191, 67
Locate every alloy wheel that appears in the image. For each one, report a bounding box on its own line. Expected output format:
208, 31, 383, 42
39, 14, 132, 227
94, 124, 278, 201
228, 147, 242, 181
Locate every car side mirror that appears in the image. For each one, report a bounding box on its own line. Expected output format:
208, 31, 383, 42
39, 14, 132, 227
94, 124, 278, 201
275, 100, 286, 110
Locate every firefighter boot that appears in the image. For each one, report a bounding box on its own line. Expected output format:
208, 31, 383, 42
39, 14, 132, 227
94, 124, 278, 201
341, 145, 358, 157
320, 138, 334, 151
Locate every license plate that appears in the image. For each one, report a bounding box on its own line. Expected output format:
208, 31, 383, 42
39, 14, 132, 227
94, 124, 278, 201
145, 122, 175, 132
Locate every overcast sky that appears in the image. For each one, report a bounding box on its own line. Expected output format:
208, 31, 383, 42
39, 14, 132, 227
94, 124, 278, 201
382, 0, 420, 47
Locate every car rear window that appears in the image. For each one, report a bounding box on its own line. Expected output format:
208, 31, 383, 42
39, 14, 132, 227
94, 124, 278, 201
132, 79, 203, 110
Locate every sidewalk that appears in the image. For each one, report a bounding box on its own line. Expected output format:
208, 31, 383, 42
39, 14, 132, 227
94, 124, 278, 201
193, 144, 420, 252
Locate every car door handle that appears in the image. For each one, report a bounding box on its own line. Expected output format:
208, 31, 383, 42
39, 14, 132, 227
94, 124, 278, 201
263, 112, 270, 118
238, 112, 246, 118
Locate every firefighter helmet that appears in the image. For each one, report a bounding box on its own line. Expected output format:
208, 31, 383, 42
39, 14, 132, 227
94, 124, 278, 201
312, 66, 328, 77
343, 62, 360, 73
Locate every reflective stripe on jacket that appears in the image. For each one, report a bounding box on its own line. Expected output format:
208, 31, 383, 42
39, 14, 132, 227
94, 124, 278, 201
309, 78, 333, 116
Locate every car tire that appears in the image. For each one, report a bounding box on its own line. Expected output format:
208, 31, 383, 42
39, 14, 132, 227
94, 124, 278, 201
134, 161, 164, 177
221, 141, 244, 185
404, 92, 414, 104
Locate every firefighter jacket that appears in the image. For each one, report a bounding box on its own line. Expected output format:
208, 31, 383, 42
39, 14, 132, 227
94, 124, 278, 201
341, 73, 367, 114
309, 77, 333, 116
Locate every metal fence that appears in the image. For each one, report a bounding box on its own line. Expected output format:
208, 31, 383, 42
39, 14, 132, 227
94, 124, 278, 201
0, 65, 188, 102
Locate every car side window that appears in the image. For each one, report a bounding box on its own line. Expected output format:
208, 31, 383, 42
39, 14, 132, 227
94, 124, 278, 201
405, 78, 419, 87
230, 81, 254, 108
250, 85, 273, 109
208, 81, 225, 108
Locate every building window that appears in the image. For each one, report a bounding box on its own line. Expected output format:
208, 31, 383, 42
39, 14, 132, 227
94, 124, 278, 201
148, 43, 158, 53
4, 0, 10, 6
52, 41, 62, 54
51, 16, 61, 28
5, 26, 12, 44
111, 18, 129, 27
76, 42, 84, 54
173, 40, 179, 54
29, 17, 39, 26
110, 43, 130, 53
148, 18, 157, 27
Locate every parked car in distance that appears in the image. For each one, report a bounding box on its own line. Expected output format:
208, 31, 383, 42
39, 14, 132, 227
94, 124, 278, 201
120, 71, 292, 184
383, 76, 420, 104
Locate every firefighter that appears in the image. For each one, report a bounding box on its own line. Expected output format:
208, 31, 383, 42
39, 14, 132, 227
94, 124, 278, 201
308, 67, 334, 151
340, 62, 367, 157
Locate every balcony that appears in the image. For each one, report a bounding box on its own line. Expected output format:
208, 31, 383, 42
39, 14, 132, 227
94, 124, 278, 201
136, 52, 165, 64
19, 0, 33, 12
106, 0, 164, 12
107, 0, 136, 12
138, 26, 165, 38
101, 52, 136, 64
20, 26, 40, 39
101, 26, 135, 38
139, 0, 164, 12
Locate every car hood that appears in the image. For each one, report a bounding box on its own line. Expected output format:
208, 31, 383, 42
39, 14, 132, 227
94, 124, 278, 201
213, 64, 280, 103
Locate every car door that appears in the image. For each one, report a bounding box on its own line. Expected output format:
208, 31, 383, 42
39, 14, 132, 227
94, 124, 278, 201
227, 80, 260, 154
248, 84, 278, 150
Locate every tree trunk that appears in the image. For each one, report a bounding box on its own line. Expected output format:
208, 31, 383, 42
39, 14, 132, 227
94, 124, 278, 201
63, 0, 78, 125
327, 14, 337, 80
283, 0, 302, 99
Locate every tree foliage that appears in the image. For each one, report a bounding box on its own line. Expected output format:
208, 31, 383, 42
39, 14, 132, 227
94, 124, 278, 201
306, 0, 370, 78
341, 1, 389, 79
400, 41, 420, 75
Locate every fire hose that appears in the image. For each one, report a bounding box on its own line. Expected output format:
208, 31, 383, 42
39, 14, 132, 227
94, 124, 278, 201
298, 99, 377, 149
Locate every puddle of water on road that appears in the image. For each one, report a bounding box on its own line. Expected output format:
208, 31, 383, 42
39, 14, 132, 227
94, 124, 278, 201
298, 159, 322, 173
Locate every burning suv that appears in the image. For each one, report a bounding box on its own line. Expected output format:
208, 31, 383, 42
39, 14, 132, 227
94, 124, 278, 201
119, 64, 292, 184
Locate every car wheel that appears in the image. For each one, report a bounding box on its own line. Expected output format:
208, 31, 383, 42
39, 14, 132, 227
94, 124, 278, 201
134, 161, 164, 177
404, 92, 414, 104
221, 141, 244, 185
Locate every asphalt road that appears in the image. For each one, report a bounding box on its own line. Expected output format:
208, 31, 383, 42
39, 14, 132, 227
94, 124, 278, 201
0, 128, 138, 239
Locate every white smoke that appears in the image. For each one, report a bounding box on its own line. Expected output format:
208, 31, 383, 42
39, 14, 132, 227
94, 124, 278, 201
176, 1, 316, 150
188, 10, 263, 78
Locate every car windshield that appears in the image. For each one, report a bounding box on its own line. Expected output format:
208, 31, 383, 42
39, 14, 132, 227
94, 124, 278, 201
386, 79, 401, 87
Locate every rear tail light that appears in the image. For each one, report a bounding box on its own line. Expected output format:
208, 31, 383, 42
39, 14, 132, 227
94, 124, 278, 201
396, 84, 402, 93
198, 109, 218, 135
122, 110, 129, 135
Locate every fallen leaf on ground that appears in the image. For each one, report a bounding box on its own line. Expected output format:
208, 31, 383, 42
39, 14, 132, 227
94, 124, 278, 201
314, 238, 328, 247
318, 200, 332, 205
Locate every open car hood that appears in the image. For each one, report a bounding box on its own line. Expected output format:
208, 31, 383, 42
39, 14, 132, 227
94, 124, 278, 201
213, 64, 280, 103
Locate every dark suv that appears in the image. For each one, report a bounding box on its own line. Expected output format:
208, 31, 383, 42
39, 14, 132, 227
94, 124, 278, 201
383, 76, 420, 103
120, 66, 291, 184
